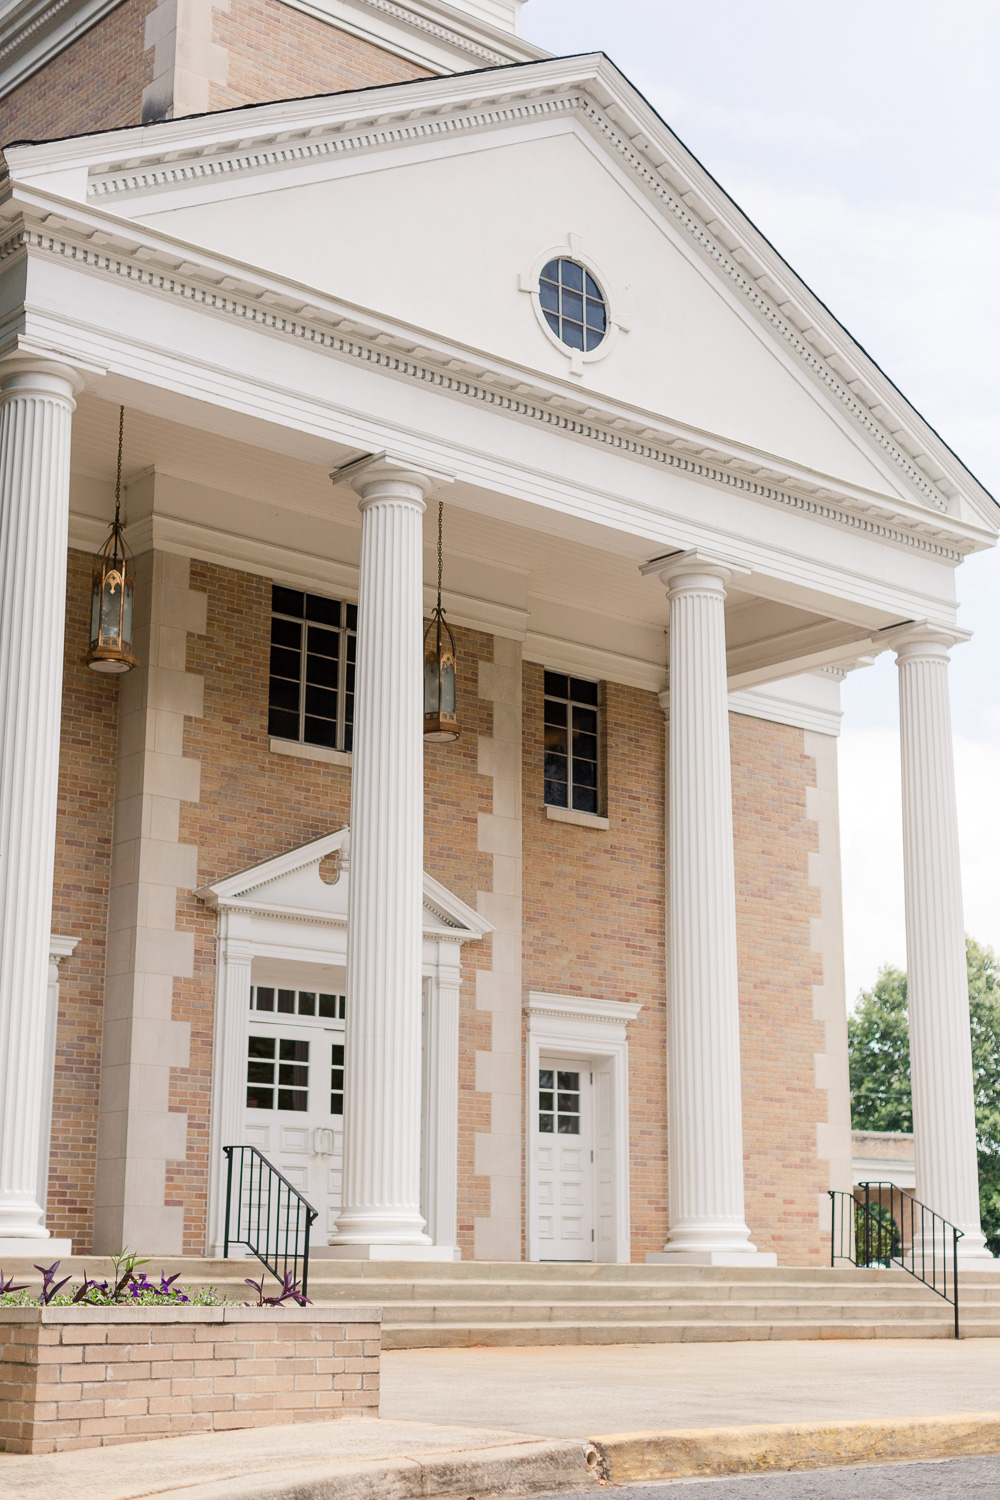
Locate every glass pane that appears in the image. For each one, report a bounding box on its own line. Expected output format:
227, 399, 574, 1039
543, 309, 560, 337
544, 698, 569, 725
561, 289, 583, 322
571, 678, 599, 705
280, 1038, 309, 1061
306, 652, 338, 687
574, 757, 598, 787
331, 1045, 345, 1066
271, 617, 301, 648
277, 989, 295, 1014
269, 648, 301, 682
562, 319, 585, 350
247, 1061, 274, 1084
278, 1089, 308, 1111
572, 785, 598, 814
345, 603, 358, 631
573, 705, 598, 733
346, 661, 356, 692
304, 716, 338, 749
585, 327, 605, 351
541, 260, 561, 283
298, 991, 316, 1016
331, 1093, 344, 1114
272, 586, 303, 617
305, 594, 340, 626
558, 1072, 579, 1090
307, 626, 339, 659
584, 272, 602, 300
268, 708, 299, 742
304, 684, 337, 718
557, 1115, 580, 1134
557, 1093, 578, 1112
248, 1036, 275, 1059
538, 1070, 554, 1088
544, 775, 568, 809
539, 1091, 554, 1110
247, 1086, 273, 1110
343, 721, 354, 753
268, 676, 299, 712
539, 282, 559, 312
561, 258, 583, 291
278, 1063, 308, 1087
539, 1113, 554, 1133
254, 987, 274, 1012
319, 994, 338, 1018
585, 299, 606, 331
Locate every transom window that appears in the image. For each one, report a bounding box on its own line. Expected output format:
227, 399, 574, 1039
268, 586, 357, 752
539, 258, 607, 352
544, 672, 601, 815
247, 1036, 309, 1112
251, 985, 345, 1021
539, 1068, 581, 1134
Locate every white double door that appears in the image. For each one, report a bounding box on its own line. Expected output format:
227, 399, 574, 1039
243, 981, 346, 1242
533, 1055, 615, 1261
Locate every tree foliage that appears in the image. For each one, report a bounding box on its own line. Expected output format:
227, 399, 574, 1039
848, 938, 1000, 1255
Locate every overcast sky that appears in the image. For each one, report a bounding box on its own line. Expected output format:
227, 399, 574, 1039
523, 0, 1000, 1005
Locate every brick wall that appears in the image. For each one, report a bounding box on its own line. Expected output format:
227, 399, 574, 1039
209, 0, 428, 111
0, 1305, 379, 1452
47, 550, 119, 1252
0, 0, 156, 145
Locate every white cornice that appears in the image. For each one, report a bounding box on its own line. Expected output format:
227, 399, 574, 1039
524, 990, 644, 1027
8, 53, 991, 529
0, 0, 121, 105
276, 0, 544, 73
3, 191, 990, 569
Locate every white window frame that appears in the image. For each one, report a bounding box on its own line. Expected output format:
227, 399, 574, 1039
524, 991, 642, 1265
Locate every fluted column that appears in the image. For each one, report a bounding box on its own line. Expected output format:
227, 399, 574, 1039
0, 361, 79, 1250
646, 550, 773, 1265
421, 943, 462, 1257
895, 625, 992, 1261
328, 457, 451, 1260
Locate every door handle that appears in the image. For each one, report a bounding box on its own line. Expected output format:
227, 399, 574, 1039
312, 1127, 335, 1156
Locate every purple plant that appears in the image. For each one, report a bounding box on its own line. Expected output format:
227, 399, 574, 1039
0, 1270, 28, 1295
244, 1271, 310, 1307
35, 1261, 71, 1305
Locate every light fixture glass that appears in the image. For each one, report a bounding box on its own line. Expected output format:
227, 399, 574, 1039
423, 500, 460, 742
85, 405, 139, 674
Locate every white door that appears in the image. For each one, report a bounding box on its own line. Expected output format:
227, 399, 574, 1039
242, 983, 346, 1242
534, 1058, 594, 1260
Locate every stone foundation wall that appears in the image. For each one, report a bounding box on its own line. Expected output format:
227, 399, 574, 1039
0, 1305, 379, 1453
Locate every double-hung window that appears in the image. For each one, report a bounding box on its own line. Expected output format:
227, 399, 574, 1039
543, 672, 601, 814
267, 585, 357, 752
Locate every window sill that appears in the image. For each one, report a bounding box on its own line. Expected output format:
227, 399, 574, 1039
545, 805, 609, 831
269, 738, 353, 768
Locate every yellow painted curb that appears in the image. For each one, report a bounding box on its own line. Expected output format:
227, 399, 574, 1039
591, 1412, 1000, 1482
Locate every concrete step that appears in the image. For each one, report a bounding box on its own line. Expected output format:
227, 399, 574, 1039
382, 1317, 961, 1348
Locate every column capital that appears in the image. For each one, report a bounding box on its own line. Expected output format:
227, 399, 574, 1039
640, 547, 750, 594
330, 450, 454, 508
0, 353, 88, 401
880, 620, 972, 663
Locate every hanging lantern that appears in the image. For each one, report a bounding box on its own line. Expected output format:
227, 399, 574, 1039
85, 405, 139, 674
423, 500, 460, 742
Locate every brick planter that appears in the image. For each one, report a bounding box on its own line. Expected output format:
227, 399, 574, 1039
0, 1303, 381, 1453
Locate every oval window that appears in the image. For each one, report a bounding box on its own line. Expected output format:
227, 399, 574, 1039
538, 257, 607, 352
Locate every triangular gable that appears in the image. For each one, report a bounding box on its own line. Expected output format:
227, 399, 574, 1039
196, 827, 492, 940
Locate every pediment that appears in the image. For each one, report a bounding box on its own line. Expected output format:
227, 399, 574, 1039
5, 55, 995, 531
196, 827, 492, 941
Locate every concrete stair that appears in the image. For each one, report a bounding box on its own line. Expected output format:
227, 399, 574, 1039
5, 1254, 1000, 1344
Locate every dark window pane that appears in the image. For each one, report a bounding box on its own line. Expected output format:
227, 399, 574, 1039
539, 282, 559, 313
545, 731, 568, 761
307, 625, 339, 659
561, 289, 583, 322
345, 661, 356, 692
278, 1063, 308, 1087
584, 272, 601, 299
304, 716, 338, 749
269, 647, 301, 682
557, 1093, 578, 1111
247, 1086, 273, 1110
271, 618, 301, 648
539, 1070, 554, 1088
247, 1061, 274, 1084
561, 259, 583, 291
305, 594, 340, 626
298, 991, 316, 1016
343, 722, 354, 753
544, 699, 568, 725
573, 706, 598, 734
558, 1072, 579, 1090
272, 586, 304, 617
585, 327, 605, 351
574, 755, 598, 786
306, 654, 338, 689
539, 1091, 554, 1110
280, 1038, 309, 1061
573, 785, 598, 814
278, 1089, 308, 1111
544, 753, 568, 786
304, 684, 337, 719
543, 309, 560, 337
331, 1045, 345, 1065
541, 260, 561, 282
331, 1093, 344, 1114
345, 603, 357, 631
331, 1067, 344, 1087
248, 1036, 275, 1059
268, 708, 299, 742
562, 320, 585, 350
544, 776, 568, 808
319, 994, 338, 1018
268, 676, 300, 712
557, 1115, 580, 1134
571, 678, 599, 704
539, 1113, 554, 1133
585, 300, 606, 331
277, 990, 296, 1014
254, 987, 274, 1012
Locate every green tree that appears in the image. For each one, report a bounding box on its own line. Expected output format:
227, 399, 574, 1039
848, 938, 1000, 1256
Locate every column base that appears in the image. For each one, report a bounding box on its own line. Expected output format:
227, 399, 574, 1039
0, 1237, 73, 1257
316, 1243, 458, 1262
646, 1250, 778, 1267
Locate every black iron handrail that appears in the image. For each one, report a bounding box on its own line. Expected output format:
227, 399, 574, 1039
223, 1145, 318, 1297
828, 1183, 962, 1337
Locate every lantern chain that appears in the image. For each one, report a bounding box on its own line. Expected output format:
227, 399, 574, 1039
436, 499, 443, 611
114, 404, 125, 527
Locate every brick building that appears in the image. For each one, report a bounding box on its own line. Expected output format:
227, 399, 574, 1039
0, 0, 996, 1269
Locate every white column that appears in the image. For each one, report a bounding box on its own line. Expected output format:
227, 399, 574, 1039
895, 625, 993, 1261
328, 457, 451, 1260
38, 936, 80, 1219
646, 551, 774, 1265
421, 944, 462, 1258
207, 910, 254, 1255
0, 361, 78, 1251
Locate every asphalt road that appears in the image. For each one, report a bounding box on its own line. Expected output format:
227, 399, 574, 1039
539, 1454, 1000, 1497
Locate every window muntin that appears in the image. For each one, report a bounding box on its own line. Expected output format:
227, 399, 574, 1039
543, 672, 601, 815
251, 986, 345, 1021
246, 1035, 309, 1112
538, 1068, 581, 1134
539, 258, 607, 352
268, 586, 357, 752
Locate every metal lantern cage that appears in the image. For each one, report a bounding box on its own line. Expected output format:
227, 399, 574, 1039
85, 406, 139, 674
423, 500, 460, 742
